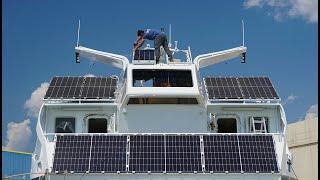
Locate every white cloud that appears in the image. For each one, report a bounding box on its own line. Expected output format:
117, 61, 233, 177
243, 0, 318, 23
304, 104, 318, 120
283, 94, 298, 105
24, 82, 49, 118
244, 0, 264, 8
288, 0, 318, 22
4, 119, 32, 151
84, 74, 96, 77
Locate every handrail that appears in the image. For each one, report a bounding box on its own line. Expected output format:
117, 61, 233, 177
3, 172, 46, 178
2, 149, 33, 155
44, 132, 282, 136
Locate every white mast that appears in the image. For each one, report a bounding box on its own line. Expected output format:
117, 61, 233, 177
242, 19, 245, 46
77, 19, 81, 47
169, 24, 172, 48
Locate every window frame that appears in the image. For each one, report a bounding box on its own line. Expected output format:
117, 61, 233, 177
55, 117, 76, 133
132, 69, 194, 87
85, 115, 110, 133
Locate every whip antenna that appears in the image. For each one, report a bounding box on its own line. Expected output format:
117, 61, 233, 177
169, 24, 172, 47
242, 19, 245, 46
77, 19, 81, 47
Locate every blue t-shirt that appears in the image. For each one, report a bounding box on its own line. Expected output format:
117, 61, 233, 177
143, 29, 160, 40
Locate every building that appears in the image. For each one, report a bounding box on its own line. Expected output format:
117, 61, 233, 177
286, 117, 318, 180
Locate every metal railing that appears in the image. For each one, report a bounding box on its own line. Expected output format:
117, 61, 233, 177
2, 149, 34, 180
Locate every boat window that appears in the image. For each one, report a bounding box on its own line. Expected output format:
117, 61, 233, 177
132, 69, 193, 87
55, 118, 75, 133
88, 118, 108, 133
248, 117, 269, 133
128, 97, 198, 104
217, 118, 237, 133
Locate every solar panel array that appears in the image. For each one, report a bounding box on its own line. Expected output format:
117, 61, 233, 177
52, 134, 279, 174
204, 77, 279, 100
44, 76, 117, 100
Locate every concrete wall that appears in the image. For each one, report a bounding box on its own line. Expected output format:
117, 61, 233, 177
286, 118, 318, 180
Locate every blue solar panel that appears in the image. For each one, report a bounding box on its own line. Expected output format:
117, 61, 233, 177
238, 135, 279, 173
52, 135, 91, 172
204, 77, 279, 100
129, 135, 165, 173
166, 135, 202, 173
44, 76, 117, 99
203, 135, 241, 173
52, 134, 279, 174
90, 135, 127, 173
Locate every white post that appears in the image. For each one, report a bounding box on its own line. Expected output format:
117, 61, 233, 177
169, 24, 172, 48
242, 20, 245, 46
77, 19, 81, 47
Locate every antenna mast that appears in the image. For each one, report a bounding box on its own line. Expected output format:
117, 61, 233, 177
77, 19, 81, 47
242, 19, 245, 46
169, 24, 172, 48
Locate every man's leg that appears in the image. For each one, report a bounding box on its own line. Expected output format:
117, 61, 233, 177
154, 35, 161, 64
161, 34, 173, 62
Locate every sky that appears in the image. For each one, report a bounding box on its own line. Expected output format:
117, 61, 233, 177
2, 0, 318, 152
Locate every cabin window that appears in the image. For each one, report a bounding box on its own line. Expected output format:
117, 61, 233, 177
248, 117, 269, 133
88, 118, 108, 133
132, 69, 193, 87
55, 117, 75, 133
217, 118, 237, 133
128, 97, 198, 104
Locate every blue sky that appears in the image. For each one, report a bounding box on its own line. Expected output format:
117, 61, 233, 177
2, 0, 318, 152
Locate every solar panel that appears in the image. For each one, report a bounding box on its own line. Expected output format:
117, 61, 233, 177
90, 135, 127, 173
203, 135, 242, 173
238, 135, 279, 173
52, 135, 91, 172
166, 135, 202, 173
129, 135, 165, 173
52, 134, 279, 174
204, 77, 279, 100
44, 76, 117, 100
205, 77, 242, 99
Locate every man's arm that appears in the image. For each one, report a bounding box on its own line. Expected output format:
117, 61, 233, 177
133, 37, 145, 51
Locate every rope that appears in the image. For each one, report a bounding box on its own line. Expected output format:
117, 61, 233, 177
291, 165, 299, 179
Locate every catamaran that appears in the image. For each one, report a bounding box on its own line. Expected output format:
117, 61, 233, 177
30, 25, 293, 180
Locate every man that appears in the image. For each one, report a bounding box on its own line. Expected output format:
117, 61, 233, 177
134, 29, 173, 64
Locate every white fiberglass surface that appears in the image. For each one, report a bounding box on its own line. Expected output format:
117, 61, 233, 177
119, 105, 207, 133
